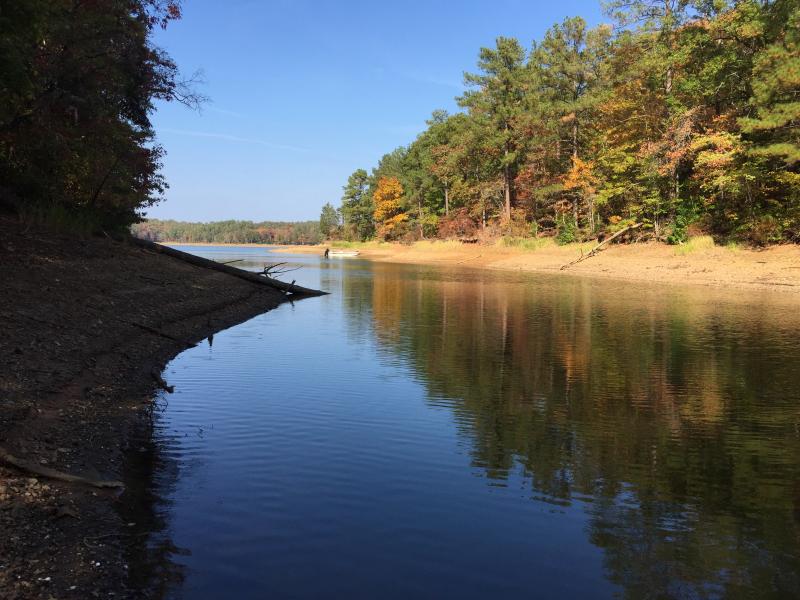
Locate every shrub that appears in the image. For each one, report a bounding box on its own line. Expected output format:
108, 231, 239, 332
555, 214, 577, 245
437, 208, 478, 239
741, 216, 785, 246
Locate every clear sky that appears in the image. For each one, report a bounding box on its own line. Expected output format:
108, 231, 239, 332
148, 0, 605, 222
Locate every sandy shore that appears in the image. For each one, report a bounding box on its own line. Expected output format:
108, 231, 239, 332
274, 239, 800, 294
0, 218, 287, 599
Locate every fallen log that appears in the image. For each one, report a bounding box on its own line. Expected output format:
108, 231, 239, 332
560, 223, 643, 270
130, 238, 328, 297
0, 447, 124, 489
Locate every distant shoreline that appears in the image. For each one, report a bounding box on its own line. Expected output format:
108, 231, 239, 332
157, 238, 800, 294
159, 241, 314, 248
272, 239, 800, 295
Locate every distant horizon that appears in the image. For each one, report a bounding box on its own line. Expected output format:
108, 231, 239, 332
145, 0, 604, 223
140, 216, 320, 225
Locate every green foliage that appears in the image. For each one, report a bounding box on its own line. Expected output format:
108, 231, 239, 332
666, 199, 699, 245
319, 203, 340, 238
739, 2, 800, 166
555, 214, 578, 245
459, 37, 529, 219
330, 0, 798, 246
340, 169, 374, 241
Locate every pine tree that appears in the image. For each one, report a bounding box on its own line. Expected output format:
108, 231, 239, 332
460, 37, 529, 220
340, 169, 374, 241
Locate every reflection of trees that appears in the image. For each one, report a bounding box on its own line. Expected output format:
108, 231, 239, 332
362, 270, 800, 597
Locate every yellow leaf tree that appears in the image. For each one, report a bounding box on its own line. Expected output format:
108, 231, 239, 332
373, 177, 408, 240
563, 156, 599, 231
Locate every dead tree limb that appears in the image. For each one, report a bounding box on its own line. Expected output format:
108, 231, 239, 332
130, 238, 327, 297
561, 223, 643, 270
0, 447, 125, 489
263, 263, 302, 277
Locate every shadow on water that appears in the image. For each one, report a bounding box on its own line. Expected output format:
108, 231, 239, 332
117, 396, 187, 598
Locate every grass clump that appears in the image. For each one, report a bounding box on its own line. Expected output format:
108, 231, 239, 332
412, 240, 465, 251
497, 237, 553, 251
674, 235, 716, 255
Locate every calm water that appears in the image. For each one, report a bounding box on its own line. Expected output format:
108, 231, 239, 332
142, 245, 800, 599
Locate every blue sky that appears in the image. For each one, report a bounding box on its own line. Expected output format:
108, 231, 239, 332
148, 0, 604, 222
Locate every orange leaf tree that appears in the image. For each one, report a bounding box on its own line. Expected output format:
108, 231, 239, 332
373, 177, 408, 240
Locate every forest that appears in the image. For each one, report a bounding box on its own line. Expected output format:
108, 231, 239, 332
0, 0, 197, 232
132, 219, 323, 245
328, 0, 799, 246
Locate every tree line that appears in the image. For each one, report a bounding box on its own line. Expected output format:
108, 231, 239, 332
325, 0, 799, 246
132, 219, 323, 245
0, 0, 200, 232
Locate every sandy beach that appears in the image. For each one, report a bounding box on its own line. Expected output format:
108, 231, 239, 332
271, 239, 800, 294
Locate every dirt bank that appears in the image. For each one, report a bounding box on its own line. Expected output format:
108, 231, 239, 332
277, 239, 800, 293
0, 217, 288, 599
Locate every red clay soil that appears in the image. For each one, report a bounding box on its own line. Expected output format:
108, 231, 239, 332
0, 216, 287, 599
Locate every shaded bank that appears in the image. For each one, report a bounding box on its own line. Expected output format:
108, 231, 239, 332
0, 218, 291, 599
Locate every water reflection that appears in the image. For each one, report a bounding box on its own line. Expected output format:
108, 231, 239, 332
346, 263, 800, 597
151, 246, 800, 599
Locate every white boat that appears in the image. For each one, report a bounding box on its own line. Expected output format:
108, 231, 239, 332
328, 249, 360, 257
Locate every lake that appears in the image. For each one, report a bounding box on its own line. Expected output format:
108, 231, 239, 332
136, 245, 800, 599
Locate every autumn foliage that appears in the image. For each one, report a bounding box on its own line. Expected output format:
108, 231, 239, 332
373, 177, 408, 240
337, 1, 800, 245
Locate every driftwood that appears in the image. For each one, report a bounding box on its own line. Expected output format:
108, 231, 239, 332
560, 223, 643, 270
0, 447, 124, 489
263, 263, 302, 277
130, 238, 327, 297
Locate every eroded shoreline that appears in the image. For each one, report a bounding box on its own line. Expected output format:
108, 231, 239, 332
0, 219, 287, 599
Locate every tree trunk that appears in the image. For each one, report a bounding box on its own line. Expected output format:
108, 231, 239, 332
89, 155, 121, 207
503, 122, 513, 220
572, 123, 579, 160
418, 197, 424, 239
572, 121, 580, 227
444, 183, 449, 216
130, 238, 327, 297
561, 222, 643, 269
503, 164, 512, 220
